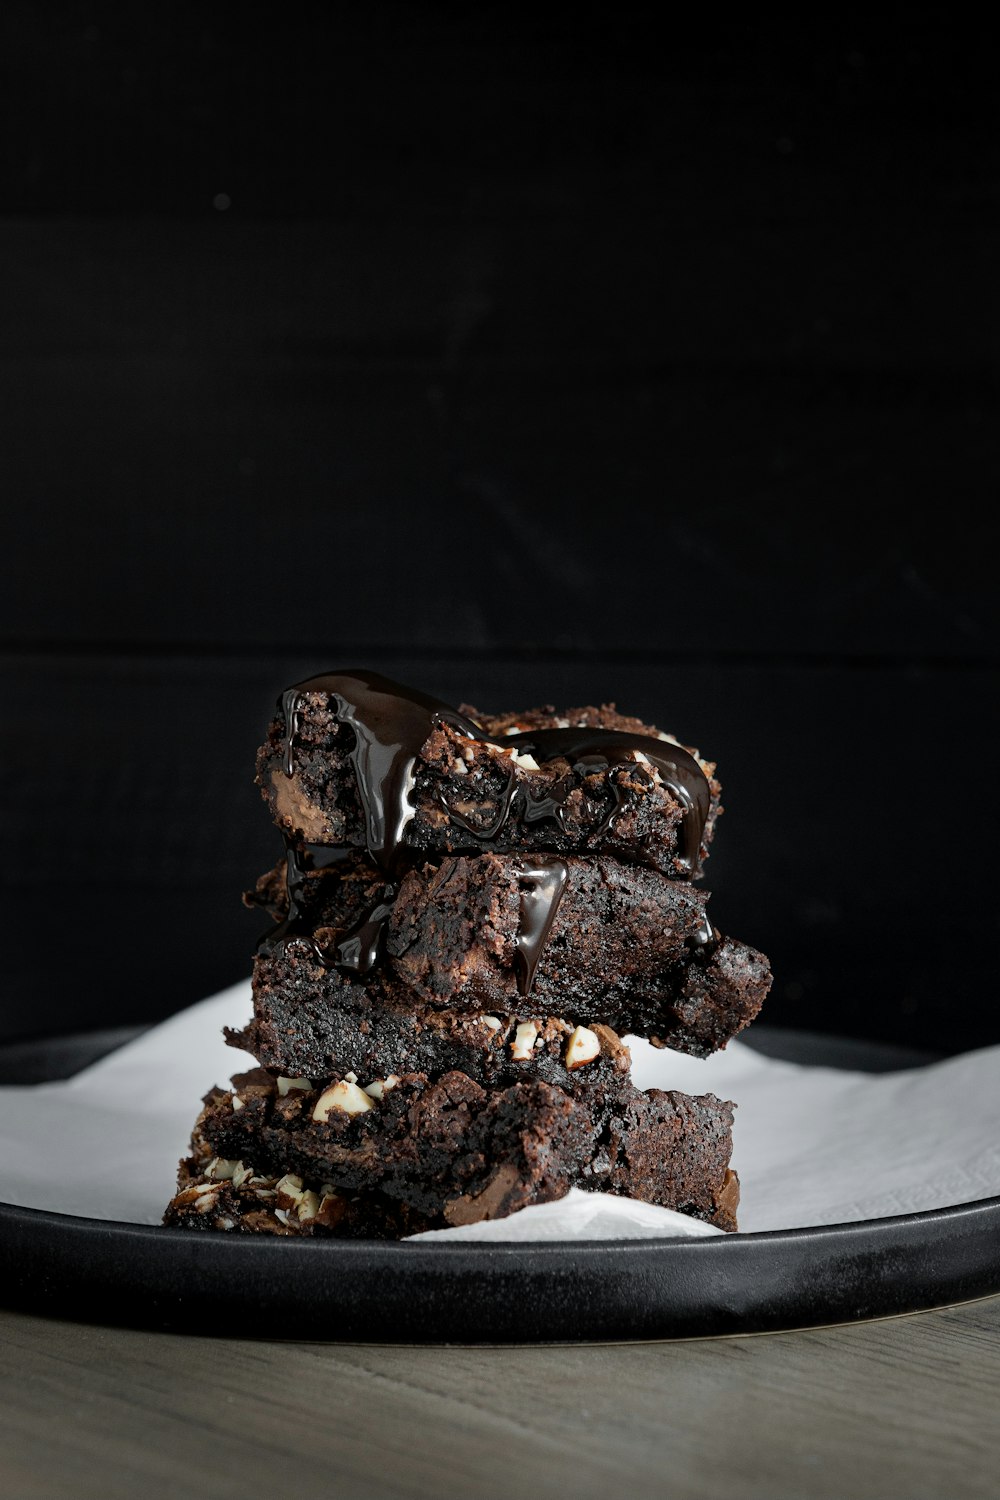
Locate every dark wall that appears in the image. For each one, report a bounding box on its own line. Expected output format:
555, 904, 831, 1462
1, 7, 997, 1050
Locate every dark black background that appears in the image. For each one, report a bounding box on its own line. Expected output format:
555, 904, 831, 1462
1, 5, 996, 1050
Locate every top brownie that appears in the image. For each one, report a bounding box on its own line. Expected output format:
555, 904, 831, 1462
256, 671, 722, 879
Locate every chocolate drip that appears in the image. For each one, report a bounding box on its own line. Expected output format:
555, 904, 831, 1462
280, 689, 303, 778
283, 838, 309, 924
271, 670, 711, 980
255, 839, 312, 958
257, 837, 395, 975
280, 671, 479, 876
326, 888, 397, 974
689, 910, 718, 953
505, 729, 709, 874
514, 857, 569, 997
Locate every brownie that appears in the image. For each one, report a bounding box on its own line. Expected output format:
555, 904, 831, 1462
387, 854, 764, 1023
192, 1064, 739, 1230
164, 1134, 432, 1239
256, 672, 722, 879
163, 668, 766, 1243
244, 852, 770, 1061
253, 851, 712, 996
230, 970, 636, 1088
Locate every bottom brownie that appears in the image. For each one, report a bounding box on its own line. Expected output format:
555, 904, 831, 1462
164, 1139, 433, 1238
165, 1055, 738, 1233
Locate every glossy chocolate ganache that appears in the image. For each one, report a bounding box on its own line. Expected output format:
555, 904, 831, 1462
262, 669, 715, 992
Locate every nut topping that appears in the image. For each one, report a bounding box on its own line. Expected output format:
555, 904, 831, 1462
205, 1157, 239, 1181
312, 1079, 374, 1121
363, 1074, 400, 1100
276, 1076, 311, 1096
510, 1021, 539, 1060
564, 1025, 601, 1069
297, 1189, 321, 1222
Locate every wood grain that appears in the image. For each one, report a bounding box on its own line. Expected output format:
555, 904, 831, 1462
2, 1298, 999, 1499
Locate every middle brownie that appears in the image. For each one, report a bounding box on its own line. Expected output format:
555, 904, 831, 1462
240, 850, 771, 1075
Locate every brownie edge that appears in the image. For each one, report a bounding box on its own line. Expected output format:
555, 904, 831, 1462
258, 694, 722, 878
183, 1066, 738, 1231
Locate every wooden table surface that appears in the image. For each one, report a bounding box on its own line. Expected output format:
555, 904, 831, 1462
3, 1296, 999, 1500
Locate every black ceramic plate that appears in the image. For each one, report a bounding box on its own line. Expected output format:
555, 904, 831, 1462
1, 1028, 998, 1343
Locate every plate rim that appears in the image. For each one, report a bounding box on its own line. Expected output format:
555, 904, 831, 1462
2, 1026, 999, 1341
3, 1190, 1000, 1248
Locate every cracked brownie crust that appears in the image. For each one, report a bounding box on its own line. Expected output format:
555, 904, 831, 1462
189, 1064, 738, 1230
257, 674, 722, 879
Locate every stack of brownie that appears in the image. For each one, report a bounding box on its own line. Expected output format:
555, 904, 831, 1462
165, 671, 772, 1238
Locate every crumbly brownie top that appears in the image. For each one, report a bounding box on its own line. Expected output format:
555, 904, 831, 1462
387, 853, 714, 1006
194, 1064, 738, 1230
256, 670, 721, 880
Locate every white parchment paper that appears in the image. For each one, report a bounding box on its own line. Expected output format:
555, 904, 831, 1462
1, 979, 999, 1241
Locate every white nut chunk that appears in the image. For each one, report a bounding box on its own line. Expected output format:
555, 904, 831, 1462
276, 1076, 311, 1096
363, 1074, 400, 1100
275, 1173, 305, 1202
510, 1021, 539, 1061
205, 1157, 241, 1181
312, 1079, 374, 1121
481, 1015, 502, 1032
564, 1025, 601, 1070
272, 1176, 320, 1224
296, 1190, 321, 1222
204, 1158, 253, 1187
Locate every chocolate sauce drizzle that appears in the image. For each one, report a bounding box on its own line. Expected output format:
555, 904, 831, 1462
280, 670, 710, 873
690, 910, 717, 950
271, 669, 713, 980
514, 858, 569, 997
280, 672, 481, 876
256, 838, 395, 976
500, 729, 708, 871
